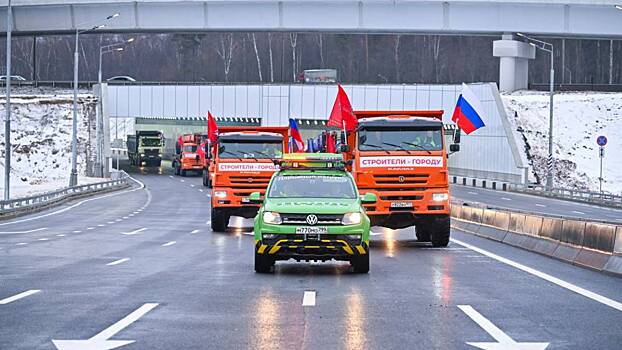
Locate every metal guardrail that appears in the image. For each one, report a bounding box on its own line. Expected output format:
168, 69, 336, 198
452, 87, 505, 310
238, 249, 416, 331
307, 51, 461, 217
0, 172, 131, 216
508, 184, 622, 209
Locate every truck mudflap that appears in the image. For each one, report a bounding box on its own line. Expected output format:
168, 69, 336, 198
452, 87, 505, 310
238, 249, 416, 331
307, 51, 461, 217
255, 238, 368, 261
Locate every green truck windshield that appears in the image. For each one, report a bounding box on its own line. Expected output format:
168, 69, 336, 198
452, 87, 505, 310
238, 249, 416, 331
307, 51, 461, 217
268, 175, 356, 199
358, 127, 443, 151
219, 141, 283, 159
141, 138, 163, 147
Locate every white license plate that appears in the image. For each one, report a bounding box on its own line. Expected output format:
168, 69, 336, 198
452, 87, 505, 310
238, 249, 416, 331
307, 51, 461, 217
241, 197, 250, 203
295, 227, 328, 235
390, 201, 413, 208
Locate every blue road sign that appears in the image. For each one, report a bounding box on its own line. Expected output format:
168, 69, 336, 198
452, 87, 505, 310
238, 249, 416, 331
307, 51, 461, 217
597, 135, 607, 147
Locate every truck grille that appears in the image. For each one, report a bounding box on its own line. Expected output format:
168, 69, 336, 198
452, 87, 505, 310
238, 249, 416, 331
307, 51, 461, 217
280, 214, 343, 225
373, 173, 429, 185
229, 176, 272, 188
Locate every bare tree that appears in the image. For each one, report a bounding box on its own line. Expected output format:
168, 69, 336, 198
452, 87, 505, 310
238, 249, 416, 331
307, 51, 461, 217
432, 35, 441, 83
315, 33, 324, 66
394, 34, 401, 82
268, 33, 274, 82
250, 33, 263, 82
216, 33, 235, 82
289, 33, 298, 82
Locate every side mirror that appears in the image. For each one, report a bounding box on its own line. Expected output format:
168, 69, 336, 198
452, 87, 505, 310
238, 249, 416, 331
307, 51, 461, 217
361, 192, 377, 204
449, 144, 460, 152
249, 192, 263, 204
453, 129, 461, 144
340, 144, 350, 153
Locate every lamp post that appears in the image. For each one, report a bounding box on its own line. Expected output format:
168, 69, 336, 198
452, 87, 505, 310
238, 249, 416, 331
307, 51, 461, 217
4, 0, 12, 200
96, 37, 134, 175
69, 13, 119, 187
517, 32, 555, 190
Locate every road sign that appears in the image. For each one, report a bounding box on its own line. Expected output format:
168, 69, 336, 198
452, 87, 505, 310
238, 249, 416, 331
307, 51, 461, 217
596, 135, 607, 147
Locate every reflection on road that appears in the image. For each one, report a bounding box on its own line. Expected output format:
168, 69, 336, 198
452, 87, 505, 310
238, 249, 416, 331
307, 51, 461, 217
345, 288, 366, 350
253, 290, 281, 350
433, 255, 454, 304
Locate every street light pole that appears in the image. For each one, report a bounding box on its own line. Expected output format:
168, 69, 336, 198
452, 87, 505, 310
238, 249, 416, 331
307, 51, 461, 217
69, 13, 118, 187
4, 0, 12, 200
517, 32, 555, 190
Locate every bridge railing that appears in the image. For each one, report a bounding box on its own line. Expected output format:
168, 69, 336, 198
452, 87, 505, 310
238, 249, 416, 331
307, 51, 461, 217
0, 172, 131, 217
508, 184, 622, 208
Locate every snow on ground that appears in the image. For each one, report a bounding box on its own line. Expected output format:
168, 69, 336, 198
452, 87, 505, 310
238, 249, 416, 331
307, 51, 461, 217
0, 93, 100, 199
502, 91, 622, 194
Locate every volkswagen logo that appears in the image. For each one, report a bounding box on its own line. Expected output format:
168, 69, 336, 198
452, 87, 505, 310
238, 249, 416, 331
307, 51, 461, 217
306, 214, 318, 225
398, 176, 405, 183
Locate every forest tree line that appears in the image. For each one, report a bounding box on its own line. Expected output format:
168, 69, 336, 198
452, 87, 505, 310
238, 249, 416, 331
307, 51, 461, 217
1, 32, 621, 86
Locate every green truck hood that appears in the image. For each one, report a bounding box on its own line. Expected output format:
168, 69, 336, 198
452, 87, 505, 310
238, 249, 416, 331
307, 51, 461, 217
263, 198, 361, 214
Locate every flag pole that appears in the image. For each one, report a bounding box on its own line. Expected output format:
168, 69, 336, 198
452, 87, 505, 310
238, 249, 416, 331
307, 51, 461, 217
342, 120, 347, 151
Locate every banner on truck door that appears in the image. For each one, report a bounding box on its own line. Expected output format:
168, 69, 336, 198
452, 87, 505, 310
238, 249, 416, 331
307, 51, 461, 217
359, 156, 444, 168
218, 163, 279, 172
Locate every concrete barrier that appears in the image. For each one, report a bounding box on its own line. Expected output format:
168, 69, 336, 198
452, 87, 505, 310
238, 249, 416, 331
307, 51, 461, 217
449, 204, 622, 277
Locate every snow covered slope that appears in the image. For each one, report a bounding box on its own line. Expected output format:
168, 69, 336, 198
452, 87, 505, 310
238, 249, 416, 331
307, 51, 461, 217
0, 94, 98, 198
502, 91, 622, 194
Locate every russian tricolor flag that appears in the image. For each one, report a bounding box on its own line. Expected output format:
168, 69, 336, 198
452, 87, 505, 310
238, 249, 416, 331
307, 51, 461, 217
452, 83, 486, 135
289, 118, 305, 153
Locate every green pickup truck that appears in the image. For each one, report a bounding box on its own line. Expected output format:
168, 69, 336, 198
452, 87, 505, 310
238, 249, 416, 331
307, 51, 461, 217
251, 153, 377, 273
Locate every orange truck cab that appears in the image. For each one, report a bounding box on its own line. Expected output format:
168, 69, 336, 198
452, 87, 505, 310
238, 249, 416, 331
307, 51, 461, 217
173, 134, 203, 176
344, 110, 460, 247
210, 126, 289, 231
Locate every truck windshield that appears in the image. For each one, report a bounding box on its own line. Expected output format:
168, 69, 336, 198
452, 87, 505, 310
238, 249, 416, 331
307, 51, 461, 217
141, 138, 162, 147
268, 175, 356, 199
358, 127, 443, 151
183, 145, 197, 152
219, 141, 283, 159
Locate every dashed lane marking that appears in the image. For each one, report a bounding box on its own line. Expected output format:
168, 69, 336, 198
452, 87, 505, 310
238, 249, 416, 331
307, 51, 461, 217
180, 180, 185, 183
37, 238, 49, 241
16, 242, 28, 246
302, 291, 316, 306
133, 211, 139, 214
191, 229, 200, 234
122, 228, 147, 236
190, 184, 195, 187
56, 234, 66, 237
572, 210, 586, 215
106, 258, 130, 266
107, 221, 115, 224
0, 227, 47, 235
123, 217, 129, 219
87, 227, 94, 230
199, 189, 204, 192
468, 192, 478, 195
115, 219, 122, 222
501, 197, 512, 201
98, 224, 106, 227
535, 204, 546, 207
0, 290, 41, 305
73, 230, 82, 233
169, 175, 174, 179
162, 241, 176, 247
451, 238, 622, 312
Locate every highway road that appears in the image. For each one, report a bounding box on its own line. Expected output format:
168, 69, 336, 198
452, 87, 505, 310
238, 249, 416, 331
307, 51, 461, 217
452, 184, 622, 224
1, 162, 621, 349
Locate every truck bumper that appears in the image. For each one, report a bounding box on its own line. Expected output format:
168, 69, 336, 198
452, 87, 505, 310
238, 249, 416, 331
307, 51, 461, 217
255, 237, 368, 262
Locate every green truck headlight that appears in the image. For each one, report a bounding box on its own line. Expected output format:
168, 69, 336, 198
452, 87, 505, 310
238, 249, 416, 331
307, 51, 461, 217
262, 233, 277, 239
346, 234, 362, 241
263, 211, 282, 225
342, 212, 362, 225
432, 193, 449, 202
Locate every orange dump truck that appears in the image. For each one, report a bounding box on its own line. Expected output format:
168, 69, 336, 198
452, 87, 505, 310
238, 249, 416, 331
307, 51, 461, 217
210, 126, 289, 231
343, 110, 460, 247
173, 134, 203, 176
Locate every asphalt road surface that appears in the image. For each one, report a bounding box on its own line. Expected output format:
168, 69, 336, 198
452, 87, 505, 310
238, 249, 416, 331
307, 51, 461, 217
451, 184, 622, 224
1, 162, 621, 349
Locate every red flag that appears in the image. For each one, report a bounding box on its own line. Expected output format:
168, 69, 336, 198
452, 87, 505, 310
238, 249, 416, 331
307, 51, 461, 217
326, 132, 336, 153
197, 141, 206, 159
327, 85, 357, 131
208, 111, 219, 142
177, 135, 183, 146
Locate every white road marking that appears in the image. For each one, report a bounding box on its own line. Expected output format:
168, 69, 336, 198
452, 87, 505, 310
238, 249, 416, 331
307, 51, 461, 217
98, 224, 106, 227
56, 234, 66, 237
169, 175, 174, 178
115, 219, 122, 222
16, 242, 28, 246
302, 291, 316, 306
206, 194, 211, 197
87, 227, 94, 230
180, 179, 185, 183
206, 221, 211, 226
0, 290, 41, 305
0, 227, 47, 235
122, 228, 147, 236
199, 189, 204, 192
0, 175, 147, 227
162, 241, 176, 247
73, 230, 82, 233
458, 305, 549, 349
190, 229, 200, 234
106, 258, 130, 266
52, 303, 158, 350
572, 210, 586, 215
616, 218, 622, 222
190, 184, 195, 187
535, 204, 546, 207
133, 211, 139, 214
123, 216, 129, 219
243, 231, 254, 236
468, 192, 478, 195
107, 221, 115, 224
501, 197, 512, 201
38, 238, 49, 241
128, 214, 135, 217
370, 230, 383, 236
451, 238, 622, 312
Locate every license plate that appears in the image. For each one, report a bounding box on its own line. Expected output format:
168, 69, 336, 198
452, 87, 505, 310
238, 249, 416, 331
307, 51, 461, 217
390, 201, 413, 208
241, 197, 250, 203
295, 227, 328, 235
